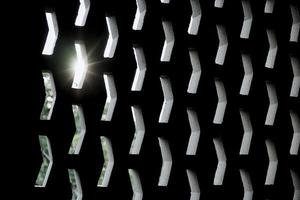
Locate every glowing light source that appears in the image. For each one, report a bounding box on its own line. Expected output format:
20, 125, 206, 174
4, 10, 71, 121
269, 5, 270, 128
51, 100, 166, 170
72, 41, 88, 89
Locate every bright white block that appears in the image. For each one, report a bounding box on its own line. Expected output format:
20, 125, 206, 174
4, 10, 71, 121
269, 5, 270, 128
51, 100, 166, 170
129, 106, 145, 155
215, 25, 228, 65
132, 0, 146, 30
188, 0, 201, 35
75, 0, 90, 27
240, 0, 252, 39
215, 0, 224, 8
240, 54, 253, 96
264, 0, 274, 14
213, 78, 227, 124
42, 12, 58, 55
131, 46, 146, 91
213, 137, 226, 185
104, 16, 119, 58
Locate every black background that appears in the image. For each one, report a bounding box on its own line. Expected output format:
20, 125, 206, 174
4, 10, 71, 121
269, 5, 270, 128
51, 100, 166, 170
4, 0, 300, 199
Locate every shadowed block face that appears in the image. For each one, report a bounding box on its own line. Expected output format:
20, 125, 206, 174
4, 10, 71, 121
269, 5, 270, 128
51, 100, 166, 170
68, 169, 82, 200
72, 42, 88, 89
40, 72, 56, 120
68, 105, 86, 155
35, 135, 53, 187
98, 136, 114, 187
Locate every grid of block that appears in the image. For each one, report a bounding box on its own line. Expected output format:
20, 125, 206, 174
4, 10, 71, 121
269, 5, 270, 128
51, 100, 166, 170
32, 0, 299, 199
